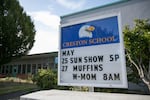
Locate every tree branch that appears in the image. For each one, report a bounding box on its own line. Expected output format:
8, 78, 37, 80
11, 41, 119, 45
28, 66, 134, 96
126, 51, 141, 76
126, 52, 150, 85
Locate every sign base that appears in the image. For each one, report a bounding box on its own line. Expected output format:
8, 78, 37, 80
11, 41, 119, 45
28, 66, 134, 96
20, 90, 150, 100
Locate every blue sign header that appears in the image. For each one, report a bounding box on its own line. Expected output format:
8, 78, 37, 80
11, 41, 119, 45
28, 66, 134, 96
61, 16, 120, 49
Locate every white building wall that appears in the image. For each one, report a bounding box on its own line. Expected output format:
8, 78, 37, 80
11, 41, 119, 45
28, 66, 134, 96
61, 0, 150, 28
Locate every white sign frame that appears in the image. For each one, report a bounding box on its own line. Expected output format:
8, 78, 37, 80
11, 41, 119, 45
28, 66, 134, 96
58, 13, 128, 88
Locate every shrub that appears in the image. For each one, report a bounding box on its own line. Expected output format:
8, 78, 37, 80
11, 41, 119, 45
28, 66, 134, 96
32, 69, 57, 89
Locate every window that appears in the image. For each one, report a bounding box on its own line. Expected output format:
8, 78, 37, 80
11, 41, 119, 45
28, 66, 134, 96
32, 64, 36, 74
38, 64, 41, 69
43, 63, 47, 69
22, 64, 26, 74
55, 57, 58, 64
27, 64, 31, 74
6, 65, 9, 74
18, 64, 21, 74
2, 66, 5, 74
0, 66, 2, 74
55, 64, 58, 69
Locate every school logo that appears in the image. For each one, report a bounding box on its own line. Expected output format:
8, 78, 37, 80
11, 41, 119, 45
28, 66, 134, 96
79, 25, 95, 38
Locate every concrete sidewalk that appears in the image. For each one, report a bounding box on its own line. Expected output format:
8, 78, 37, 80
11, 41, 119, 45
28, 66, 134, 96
20, 90, 150, 100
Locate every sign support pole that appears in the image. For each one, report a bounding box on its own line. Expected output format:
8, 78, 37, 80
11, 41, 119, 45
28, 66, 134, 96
89, 87, 94, 92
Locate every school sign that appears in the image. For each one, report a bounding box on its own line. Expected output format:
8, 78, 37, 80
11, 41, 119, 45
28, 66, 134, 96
58, 13, 128, 88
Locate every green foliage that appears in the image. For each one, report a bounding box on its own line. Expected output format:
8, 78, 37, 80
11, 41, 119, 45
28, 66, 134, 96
123, 19, 150, 83
32, 69, 57, 89
124, 19, 150, 62
0, 0, 36, 65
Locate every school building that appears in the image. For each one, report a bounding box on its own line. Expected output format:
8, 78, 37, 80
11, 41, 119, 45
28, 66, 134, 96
0, 52, 58, 79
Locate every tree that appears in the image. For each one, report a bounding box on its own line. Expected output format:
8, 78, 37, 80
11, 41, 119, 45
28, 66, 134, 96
0, 0, 35, 65
123, 19, 150, 91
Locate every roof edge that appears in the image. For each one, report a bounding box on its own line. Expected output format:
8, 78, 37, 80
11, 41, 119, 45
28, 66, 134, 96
27, 51, 58, 56
61, 0, 130, 18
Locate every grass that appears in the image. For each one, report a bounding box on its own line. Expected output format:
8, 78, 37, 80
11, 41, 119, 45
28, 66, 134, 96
0, 77, 39, 95
0, 77, 33, 83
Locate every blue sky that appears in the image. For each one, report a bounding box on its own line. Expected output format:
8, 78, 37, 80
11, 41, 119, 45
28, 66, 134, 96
19, 0, 120, 54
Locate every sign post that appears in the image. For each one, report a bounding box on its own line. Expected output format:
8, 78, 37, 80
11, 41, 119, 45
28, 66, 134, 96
58, 13, 128, 88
